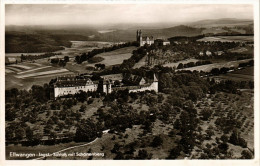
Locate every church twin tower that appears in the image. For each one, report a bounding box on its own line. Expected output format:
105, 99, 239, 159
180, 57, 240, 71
136, 30, 154, 46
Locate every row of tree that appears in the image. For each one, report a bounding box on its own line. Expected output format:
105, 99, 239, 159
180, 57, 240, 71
177, 60, 212, 69
21, 52, 62, 61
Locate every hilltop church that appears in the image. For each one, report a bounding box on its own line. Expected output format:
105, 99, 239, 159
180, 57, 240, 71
136, 30, 154, 47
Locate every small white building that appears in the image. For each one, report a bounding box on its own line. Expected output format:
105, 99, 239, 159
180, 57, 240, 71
154, 39, 170, 46
214, 51, 224, 56
206, 51, 212, 56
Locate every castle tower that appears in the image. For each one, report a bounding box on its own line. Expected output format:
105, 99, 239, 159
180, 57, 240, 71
139, 30, 143, 46
102, 79, 112, 94
136, 30, 139, 42
152, 74, 158, 93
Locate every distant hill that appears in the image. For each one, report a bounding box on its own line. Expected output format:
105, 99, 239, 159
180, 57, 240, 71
5, 18, 254, 53
5, 26, 95, 53
187, 18, 253, 28
94, 25, 204, 42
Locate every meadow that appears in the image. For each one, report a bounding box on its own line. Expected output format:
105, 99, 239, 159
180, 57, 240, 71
179, 59, 253, 72
197, 36, 253, 43
5, 41, 136, 90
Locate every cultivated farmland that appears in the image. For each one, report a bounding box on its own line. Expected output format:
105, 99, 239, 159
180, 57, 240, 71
93, 46, 136, 66
197, 36, 253, 43
179, 59, 253, 72
5, 62, 74, 90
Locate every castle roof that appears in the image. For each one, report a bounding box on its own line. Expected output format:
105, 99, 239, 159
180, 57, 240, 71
100, 74, 123, 81
54, 76, 95, 87
112, 84, 152, 91
153, 74, 158, 82
142, 36, 154, 40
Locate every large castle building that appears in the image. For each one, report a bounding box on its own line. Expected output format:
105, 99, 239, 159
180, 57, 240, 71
53, 76, 99, 98
136, 30, 154, 47
52, 74, 158, 99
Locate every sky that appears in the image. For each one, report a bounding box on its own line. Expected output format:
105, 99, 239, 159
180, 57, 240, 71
5, 4, 253, 26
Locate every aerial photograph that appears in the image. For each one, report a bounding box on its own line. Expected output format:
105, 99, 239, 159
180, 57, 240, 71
5, 3, 255, 160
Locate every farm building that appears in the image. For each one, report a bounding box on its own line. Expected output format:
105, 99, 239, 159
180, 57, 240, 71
5, 57, 17, 65
154, 39, 171, 46
214, 51, 224, 56
100, 74, 123, 83
206, 51, 212, 56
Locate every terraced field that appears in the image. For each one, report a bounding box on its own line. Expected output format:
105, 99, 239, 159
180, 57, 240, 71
5, 62, 74, 90
5, 41, 134, 90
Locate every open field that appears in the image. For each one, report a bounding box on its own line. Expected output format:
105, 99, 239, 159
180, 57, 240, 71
212, 66, 254, 81
228, 46, 254, 55
5, 41, 136, 90
5, 61, 74, 90
197, 36, 253, 43
180, 59, 253, 72
163, 58, 199, 68
133, 55, 147, 69
94, 46, 136, 66
57, 41, 119, 58
5, 41, 117, 59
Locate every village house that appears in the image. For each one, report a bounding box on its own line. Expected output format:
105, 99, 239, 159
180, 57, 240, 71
154, 39, 171, 46
5, 57, 17, 65
206, 51, 212, 56
214, 51, 224, 56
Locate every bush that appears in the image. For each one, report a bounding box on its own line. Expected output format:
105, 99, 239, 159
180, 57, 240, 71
200, 108, 213, 121
241, 150, 253, 159
74, 119, 102, 142
88, 57, 104, 63
229, 130, 247, 148
150, 135, 163, 147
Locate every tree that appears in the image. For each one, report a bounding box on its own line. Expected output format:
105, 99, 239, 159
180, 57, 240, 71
241, 150, 253, 159
218, 143, 229, 154
136, 149, 151, 159
177, 63, 184, 69
75, 119, 102, 142
5, 108, 16, 121
64, 56, 69, 62
75, 91, 88, 102
200, 108, 213, 121
151, 135, 163, 147
114, 151, 124, 160
79, 105, 86, 112
229, 130, 247, 148
111, 143, 120, 153
220, 134, 229, 143
25, 127, 34, 141
15, 127, 25, 141
167, 146, 181, 159
205, 128, 214, 140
